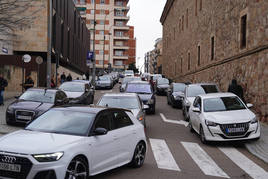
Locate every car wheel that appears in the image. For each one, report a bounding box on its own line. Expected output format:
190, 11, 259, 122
130, 142, 146, 168
200, 126, 207, 144
167, 97, 170, 105
65, 157, 89, 179
189, 120, 194, 133
151, 105, 155, 114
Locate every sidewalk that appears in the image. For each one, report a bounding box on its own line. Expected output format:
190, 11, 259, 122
245, 123, 268, 164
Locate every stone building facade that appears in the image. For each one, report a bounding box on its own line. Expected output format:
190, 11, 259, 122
160, 0, 268, 122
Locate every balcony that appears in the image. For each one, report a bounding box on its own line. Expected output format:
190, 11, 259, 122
114, 36, 129, 40
114, 25, 129, 30
113, 55, 128, 60
114, 5, 130, 12
113, 45, 129, 50
114, 15, 130, 21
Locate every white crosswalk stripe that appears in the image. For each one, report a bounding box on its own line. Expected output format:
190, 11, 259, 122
219, 147, 268, 179
149, 138, 180, 171
181, 142, 229, 178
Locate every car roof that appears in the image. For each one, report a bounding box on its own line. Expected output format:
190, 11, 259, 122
53, 105, 131, 114
198, 92, 237, 99
102, 93, 138, 97
28, 88, 59, 93
128, 81, 150, 84
61, 81, 85, 85
73, 80, 90, 84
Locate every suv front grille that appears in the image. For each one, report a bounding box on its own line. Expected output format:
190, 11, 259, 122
15, 110, 35, 123
220, 122, 249, 137
0, 154, 33, 179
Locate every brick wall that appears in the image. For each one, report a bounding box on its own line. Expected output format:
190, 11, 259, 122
161, 0, 268, 122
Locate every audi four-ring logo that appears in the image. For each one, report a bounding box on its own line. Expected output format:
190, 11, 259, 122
1, 156, 16, 163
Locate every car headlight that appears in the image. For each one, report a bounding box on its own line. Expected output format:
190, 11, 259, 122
147, 99, 154, 104
185, 100, 191, 106
174, 95, 181, 100
33, 152, 64, 162
250, 117, 258, 124
205, 120, 218, 127
6, 107, 14, 113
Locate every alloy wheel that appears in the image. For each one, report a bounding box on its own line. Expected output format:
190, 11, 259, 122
65, 158, 88, 179
200, 127, 207, 144
131, 142, 146, 168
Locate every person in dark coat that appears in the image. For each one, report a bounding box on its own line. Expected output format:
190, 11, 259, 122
0, 74, 8, 105
228, 79, 245, 102
60, 72, 66, 84
23, 75, 34, 91
66, 73, 72, 81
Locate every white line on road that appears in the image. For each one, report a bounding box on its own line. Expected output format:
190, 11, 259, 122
219, 147, 268, 179
160, 113, 188, 127
149, 138, 181, 171
181, 142, 229, 178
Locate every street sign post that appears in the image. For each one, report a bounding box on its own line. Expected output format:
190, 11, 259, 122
87, 51, 94, 66
35, 56, 43, 87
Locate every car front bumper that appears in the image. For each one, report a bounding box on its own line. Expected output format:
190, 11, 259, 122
202, 122, 261, 141
0, 152, 68, 179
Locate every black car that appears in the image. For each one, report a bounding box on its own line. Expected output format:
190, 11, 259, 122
6, 88, 69, 125
125, 81, 156, 114
167, 83, 186, 108
59, 81, 94, 104
156, 78, 170, 95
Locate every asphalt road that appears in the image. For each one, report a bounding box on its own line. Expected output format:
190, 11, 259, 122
0, 84, 268, 179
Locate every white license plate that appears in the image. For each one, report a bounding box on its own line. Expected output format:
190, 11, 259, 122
227, 127, 245, 133
0, 162, 21, 172
17, 115, 32, 120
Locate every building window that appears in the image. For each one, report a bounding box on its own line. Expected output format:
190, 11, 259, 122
90, 20, 95, 24
100, 10, 105, 14
90, 9, 95, 14
186, 9, 188, 28
100, 0, 105, 4
200, 0, 202, 11
115, 21, 124, 26
91, 0, 95, 4
240, 14, 247, 49
100, 20, 105, 25
198, 45, 200, 66
173, 27, 175, 40
100, 40, 104, 45
188, 53, 190, 70
195, 0, 197, 16
115, 50, 123, 56
99, 30, 104, 35
211, 36, 215, 60
182, 15, 184, 31
179, 19, 181, 32
100, 50, 104, 55
181, 57, 183, 73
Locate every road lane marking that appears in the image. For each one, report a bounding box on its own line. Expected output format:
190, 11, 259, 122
160, 113, 188, 127
149, 138, 180, 171
181, 142, 229, 178
219, 147, 268, 179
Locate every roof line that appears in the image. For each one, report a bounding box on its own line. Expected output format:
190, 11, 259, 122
160, 0, 175, 25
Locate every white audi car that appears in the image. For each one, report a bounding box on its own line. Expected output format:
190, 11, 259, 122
0, 106, 147, 179
188, 93, 260, 143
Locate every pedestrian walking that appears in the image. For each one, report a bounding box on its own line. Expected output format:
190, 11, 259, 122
51, 76, 56, 88
66, 73, 72, 81
23, 75, 34, 90
60, 72, 66, 84
228, 79, 245, 102
0, 74, 8, 105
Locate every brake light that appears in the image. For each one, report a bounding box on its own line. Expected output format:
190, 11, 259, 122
139, 117, 143, 121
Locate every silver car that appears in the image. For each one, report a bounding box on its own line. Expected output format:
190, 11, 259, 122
95, 75, 113, 89
97, 93, 148, 127
119, 77, 141, 92
182, 83, 220, 121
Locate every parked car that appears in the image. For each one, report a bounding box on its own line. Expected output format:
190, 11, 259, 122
125, 81, 156, 114
97, 93, 149, 127
183, 83, 220, 121
6, 88, 68, 125
0, 106, 147, 178
124, 70, 134, 77
167, 83, 186, 108
95, 75, 113, 89
120, 77, 141, 92
155, 78, 170, 95
188, 93, 260, 143
59, 81, 94, 105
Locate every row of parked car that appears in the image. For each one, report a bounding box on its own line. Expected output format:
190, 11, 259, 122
146, 75, 261, 144
1, 72, 148, 178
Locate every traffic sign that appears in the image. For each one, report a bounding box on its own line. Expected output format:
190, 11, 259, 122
35, 56, 43, 64
87, 51, 94, 60
22, 54, 31, 63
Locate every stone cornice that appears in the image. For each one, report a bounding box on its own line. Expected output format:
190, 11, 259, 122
160, 0, 175, 25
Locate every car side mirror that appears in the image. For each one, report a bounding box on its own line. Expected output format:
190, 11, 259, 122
247, 103, 253, 108
192, 107, 201, 113
143, 105, 149, 111
55, 99, 63, 105
15, 95, 20, 99
94, 128, 108, 136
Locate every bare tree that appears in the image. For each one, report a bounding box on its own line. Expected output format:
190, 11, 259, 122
0, 0, 42, 40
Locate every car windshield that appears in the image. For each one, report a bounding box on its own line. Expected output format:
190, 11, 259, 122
19, 90, 55, 103
204, 96, 246, 112
123, 77, 141, 84
153, 75, 162, 81
157, 78, 169, 85
98, 96, 140, 109
173, 83, 186, 92
126, 84, 152, 94
187, 85, 218, 97
26, 109, 95, 136
59, 82, 84, 92
99, 76, 110, 81
125, 70, 134, 74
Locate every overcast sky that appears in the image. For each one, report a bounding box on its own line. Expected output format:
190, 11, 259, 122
128, 0, 166, 70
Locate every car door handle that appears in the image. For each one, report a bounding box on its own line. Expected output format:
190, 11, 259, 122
113, 136, 119, 140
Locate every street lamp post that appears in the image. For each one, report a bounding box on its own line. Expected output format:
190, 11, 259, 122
92, 1, 96, 86
47, 0, 52, 88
